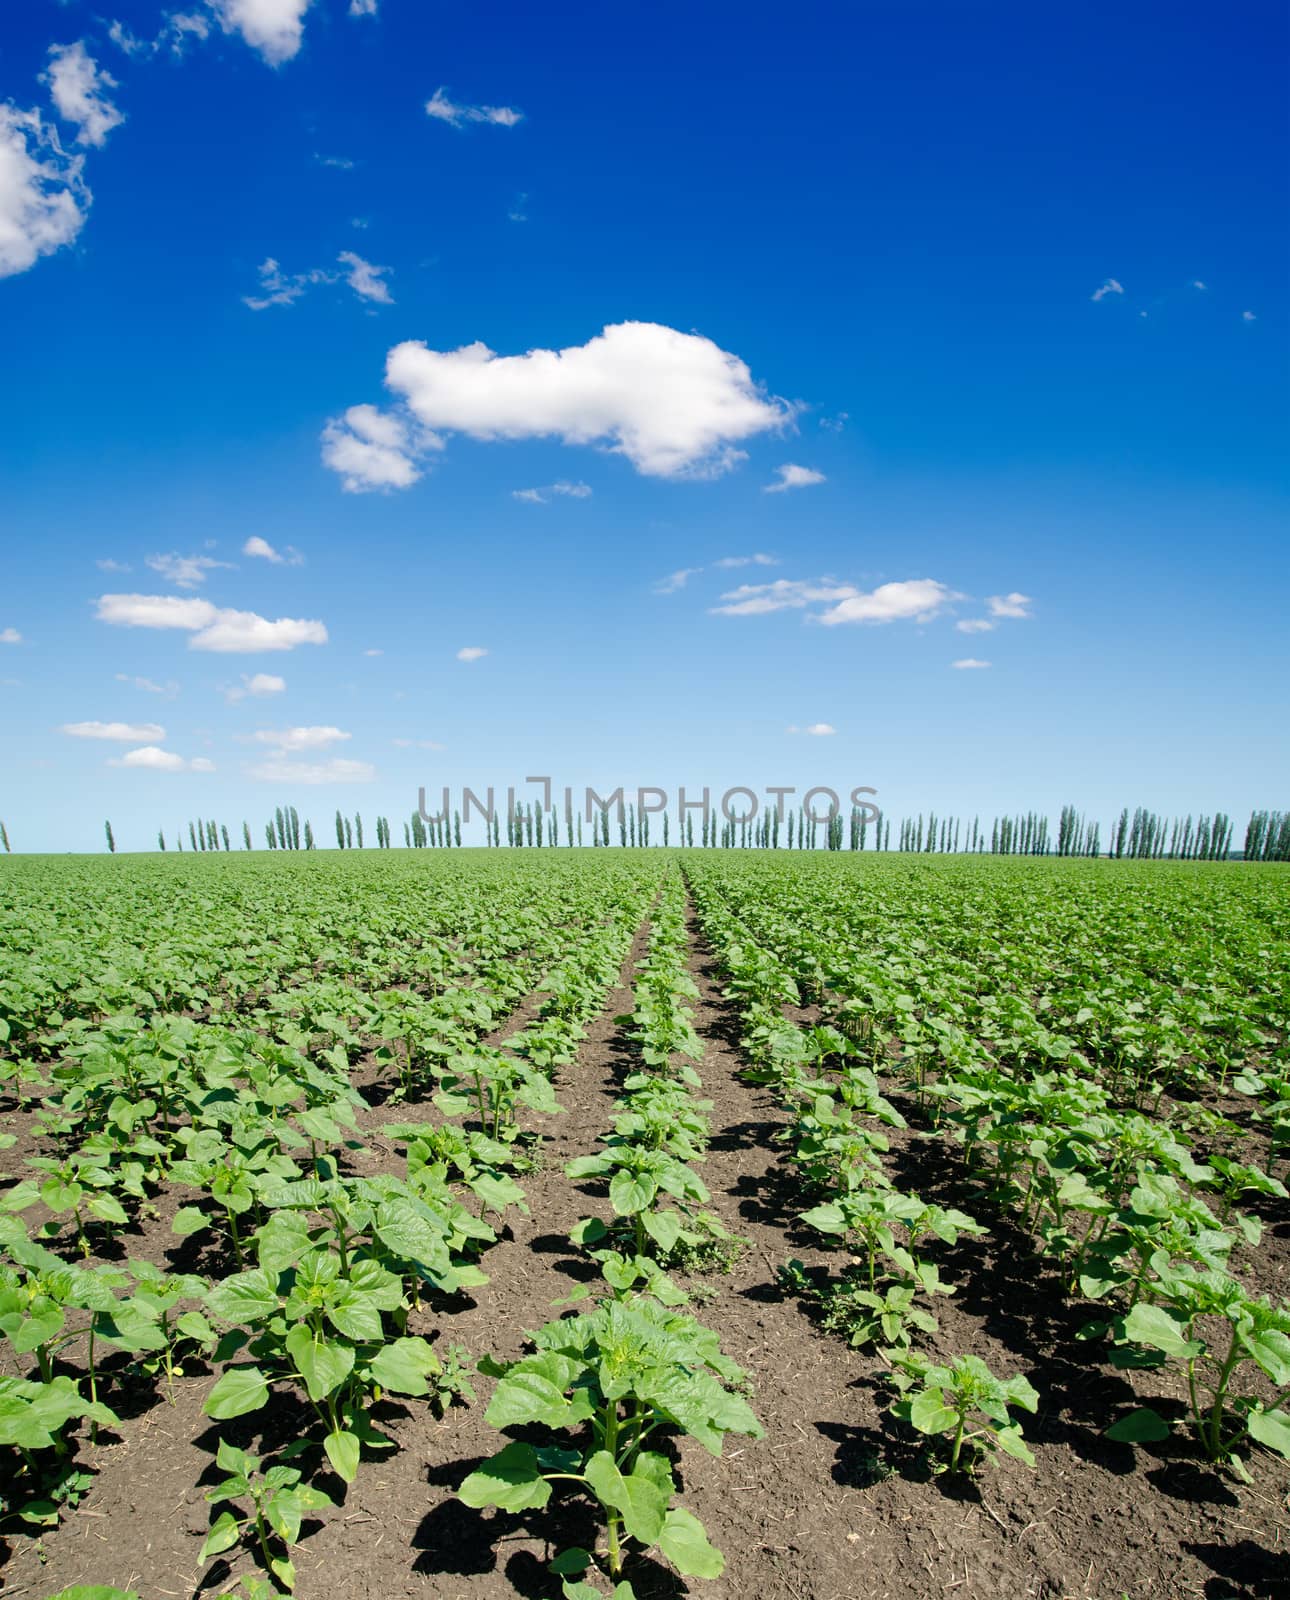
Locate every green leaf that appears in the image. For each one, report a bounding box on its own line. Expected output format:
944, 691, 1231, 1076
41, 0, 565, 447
458, 1441, 552, 1511
324, 1427, 361, 1483
549, 1548, 593, 1575
369, 1336, 441, 1397
486, 1353, 591, 1430
658, 1506, 724, 1578
171, 1206, 209, 1237
42, 1590, 142, 1600
203, 1365, 269, 1419
1122, 1303, 1203, 1360
993, 1423, 1035, 1466
200, 1509, 242, 1560
583, 1449, 670, 1545
286, 1323, 355, 1402
1246, 1404, 1290, 1459
206, 1269, 280, 1325
609, 1170, 656, 1216
908, 1388, 958, 1436
1106, 1408, 1171, 1444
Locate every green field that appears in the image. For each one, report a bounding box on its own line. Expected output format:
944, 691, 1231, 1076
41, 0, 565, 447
0, 852, 1287, 1600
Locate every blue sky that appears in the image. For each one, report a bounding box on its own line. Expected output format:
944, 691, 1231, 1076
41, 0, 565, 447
1, 0, 1286, 851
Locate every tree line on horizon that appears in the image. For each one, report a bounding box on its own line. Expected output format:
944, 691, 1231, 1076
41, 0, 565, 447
4, 803, 1286, 861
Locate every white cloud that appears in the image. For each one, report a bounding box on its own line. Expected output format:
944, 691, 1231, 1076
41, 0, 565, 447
108, 13, 211, 58
392, 737, 445, 750
952, 658, 991, 670
764, 463, 826, 493
243, 535, 303, 565
321, 404, 431, 492
508, 192, 528, 223
711, 576, 959, 626
338, 250, 393, 304
0, 105, 89, 279
363, 647, 383, 656
242, 256, 329, 309
1193, 280, 1207, 291
1242, 310, 1257, 322
248, 756, 375, 784
349, 0, 378, 14
317, 153, 355, 170
787, 722, 836, 736
0, 627, 21, 645
207, 0, 314, 66
96, 557, 130, 572
224, 671, 286, 701
713, 553, 778, 569
819, 412, 848, 433
510, 479, 593, 504
110, 745, 215, 772
115, 672, 179, 697
252, 725, 349, 751
372, 321, 789, 481
61, 719, 165, 741
146, 551, 234, 588
425, 88, 523, 128
817, 579, 959, 627
654, 568, 701, 595
1091, 278, 1124, 302
96, 593, 328, 652
986, 592, 1032, 619
711, 578, 856, 617
954, 618, 996, 634
456, 646, 487, 662
43, 43, 124, 148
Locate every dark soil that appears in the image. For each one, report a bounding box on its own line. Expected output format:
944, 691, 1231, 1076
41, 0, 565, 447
1, 899, 1287, 1600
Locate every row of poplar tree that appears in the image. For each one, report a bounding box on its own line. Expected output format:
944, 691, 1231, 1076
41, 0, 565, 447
61, 805, 1290, 862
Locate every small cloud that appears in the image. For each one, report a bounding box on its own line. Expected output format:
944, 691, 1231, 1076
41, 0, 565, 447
952, 658, 991, 670
787, 722, 836, 736
96, 593, 327, 653
224, 672, 286, 702
425, 87, 523, 128
251, 726, 349, 752
1242, 310, 1257, 322
1091, 278, 1124, 302
146, 551, 234, 589
321, 404, 435, 492
43, 41, 124, 148
115, 672, 179, 697
248, 756, 375, 784
456, 646, 488, 662
109, 745, 215, 772
1193, 280, 1207, 291
207, 0, 311, 65
955, 618, 996, 634
818, 413, 849, 433
508, 192, 528, 222
764, 463, 826, 493
713, 553, 778, 569
349, 0, 378, 14
96, 557, 131, 572
654, 568, 701, 595
0, 627, 21, 645
61, 719, 165, 741
392, 737, 445, 750
338, 250, 393, 304
986, 592, 1032, 619
511, 480, 592, 504
363, 647, 383, 657
243, 536, 304, 565
317, 154, 356, 170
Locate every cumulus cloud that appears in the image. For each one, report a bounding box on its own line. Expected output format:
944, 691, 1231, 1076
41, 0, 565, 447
248, 756, 375, 784
252, 725, 349, 751
986, 592, 1032, 619
321, 404, 432, 492
110, 745, 215, 772
1091, 278, 1124, 302
425, 88, 522, 128
764, 463, 825, 493
955, 618, 996, 634
510, 480, 592, 504
952, 658, 991, 670
353, 321, 790, 483
243, 536, 303, 565
711, 576, 960, 626
115, 673, 179, 697
713, 553, 778, 568
43, 43, 125, 147
207, 0, 314, 66
787, 723, 836, 736
224, 672, 286, 701
61, 719, 166, 741
146, 551, 234, 588
0, 628, 21, 645
0, 105, 89, 279
96, 593, 328, 652
456, 646, 487, 662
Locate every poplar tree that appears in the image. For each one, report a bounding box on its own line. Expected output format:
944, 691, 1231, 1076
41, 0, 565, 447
0, 821, 8, 852
221, 824, 231, 852
453, 810, 462, 848
355, 813, 364, 849
158, 829, 166, 851
335, 810, 345, 849
105, 820, 116, 853
305, 820, 315, 849
243, 821, 252, 850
